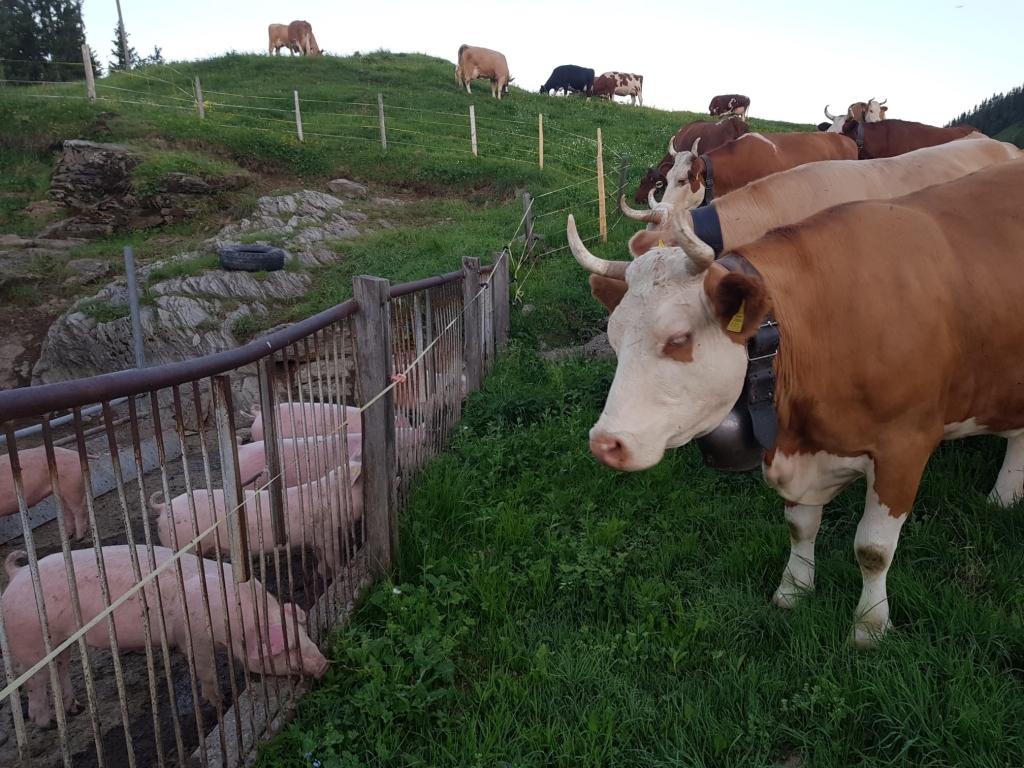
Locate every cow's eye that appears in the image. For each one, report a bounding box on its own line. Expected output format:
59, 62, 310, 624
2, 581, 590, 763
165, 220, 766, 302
663, 334, 693, 362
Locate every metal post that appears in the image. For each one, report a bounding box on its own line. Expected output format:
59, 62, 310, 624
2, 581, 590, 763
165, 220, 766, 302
352, 275, 397, 575
294, 90, 304, 142
82, 44, 96, 99
259, 358, 287, 545
195, 76, 204, 119
618, 155, 629, 207
538, 113, 544, 169
469, 105, 478, 157
123, 246, 146, 369
522, 192, 534, 259
597, 127, 608, 243
462, 257, 483, 393
492, 252, 510, 352
377, 93, 387, 150
115, 0, 130, 71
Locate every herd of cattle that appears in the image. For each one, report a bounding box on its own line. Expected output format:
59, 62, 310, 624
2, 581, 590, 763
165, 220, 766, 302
566, 102, 1023, 647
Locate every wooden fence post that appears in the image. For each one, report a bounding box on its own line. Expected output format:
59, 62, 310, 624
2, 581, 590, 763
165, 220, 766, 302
462, 257, 483, 392
539, 113, 544, 169
377, 93, 387, 150
492, 251, 510, 352
81, 44, 96, 99
469, 105, 478, 157
522, 192, 534, 258
212, 376, 249, 583
353, 275, 398, 576
194, 76, 204, 119
294, 90, 304, 142
597, 127, 608, 242
618, 155, 629, 207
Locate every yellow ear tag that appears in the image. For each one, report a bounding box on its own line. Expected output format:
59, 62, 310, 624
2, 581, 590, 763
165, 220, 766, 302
727, 301, 745, 333
658, 239, 665, 247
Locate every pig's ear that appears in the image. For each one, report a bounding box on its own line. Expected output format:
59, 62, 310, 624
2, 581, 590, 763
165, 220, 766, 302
284, 602, 307, 627
249, 624, 287, 662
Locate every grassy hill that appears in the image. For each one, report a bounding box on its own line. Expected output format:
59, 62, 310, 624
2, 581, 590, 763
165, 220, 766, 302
0, 51, 809, 346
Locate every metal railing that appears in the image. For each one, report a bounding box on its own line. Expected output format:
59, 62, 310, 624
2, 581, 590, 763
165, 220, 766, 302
0, 252, 509, 767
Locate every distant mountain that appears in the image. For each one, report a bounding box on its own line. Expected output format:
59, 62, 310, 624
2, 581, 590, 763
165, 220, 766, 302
948, 82, 1024, 148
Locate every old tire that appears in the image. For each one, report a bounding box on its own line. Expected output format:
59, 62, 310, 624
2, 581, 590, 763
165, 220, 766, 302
218, 244, 286, 272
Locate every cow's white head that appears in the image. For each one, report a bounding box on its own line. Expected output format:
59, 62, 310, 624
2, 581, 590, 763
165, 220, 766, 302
660, 138, 707, 211
822, 105, 846, 132
862, 97, 887, 122
568, 215, 770, 471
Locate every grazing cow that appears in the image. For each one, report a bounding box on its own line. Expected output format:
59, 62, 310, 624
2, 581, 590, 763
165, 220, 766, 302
287, 20, 321, 56
567, 157, 1024, 646
592, 72, 643, 106
455, 45, 512, 100
614, 135, 1020, 264
540, 65, 595, 98
842, 118, 980, 159
708, 94, 750, 119
660, 131, 857, 210
268, 24, 299, 56
634, 118, 750, 203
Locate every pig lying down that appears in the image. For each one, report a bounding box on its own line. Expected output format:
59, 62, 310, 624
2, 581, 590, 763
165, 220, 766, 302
1, 546, 327, 728
1, 446, 92, 540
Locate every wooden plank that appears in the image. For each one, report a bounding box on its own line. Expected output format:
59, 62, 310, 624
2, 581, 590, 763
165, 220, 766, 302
195, 77, 204, 119
597, 127, 607, 242
462, 257, 483, 392
470, 105, 478, 157
378, 93, 387, 150
294, 90, 304, 142
492, 251, 510, 353
81, 44, 96, 99
539, 113, 544, 169
352, 275, 397, 575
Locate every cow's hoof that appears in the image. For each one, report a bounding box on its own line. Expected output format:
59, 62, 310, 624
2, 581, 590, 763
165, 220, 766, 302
849, 621, 889, 649
987, 487, 1021, 508
772, 589, 801, 610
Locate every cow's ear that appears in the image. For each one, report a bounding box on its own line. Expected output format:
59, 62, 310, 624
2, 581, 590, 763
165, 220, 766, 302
590, 275, 628, 312
628, 230, 665, 257
703, 263, 770, 341
842, 119, 859, 137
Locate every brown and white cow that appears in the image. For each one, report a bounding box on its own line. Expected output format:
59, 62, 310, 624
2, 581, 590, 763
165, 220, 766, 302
592, 72, 643, 106
842, 118, 980, 159
618, 135, 1021, 260
634, 118, 750, 203
287, 20, 321, 56
455, 44, 511, 100
569, 157, 1024, 646
660, 131, 857, 210
268, 23, 299, 56
709, 94, 750, 119
819, 99, 888, 132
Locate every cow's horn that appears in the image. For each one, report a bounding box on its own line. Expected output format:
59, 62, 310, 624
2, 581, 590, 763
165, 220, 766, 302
647, 188, 660, 207
670, 219, 716, 272
690, 137, 700, 156
868, 96, 875, 104
879, 97, 887, 106
620, 195, 666, 224
668, 139, 678, 157
824, 104, 836, 120
567, 215, 629, 279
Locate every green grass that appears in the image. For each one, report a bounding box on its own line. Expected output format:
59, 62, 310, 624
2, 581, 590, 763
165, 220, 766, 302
259, 347, 1024, 767
994, 123, 1024, 149
74, 296, 130, 323
131, 150, 242, 196
146, 252, 222, 284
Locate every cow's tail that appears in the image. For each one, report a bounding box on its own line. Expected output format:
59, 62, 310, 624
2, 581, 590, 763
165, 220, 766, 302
457, 44, 468, 62
5, 550, 28, 581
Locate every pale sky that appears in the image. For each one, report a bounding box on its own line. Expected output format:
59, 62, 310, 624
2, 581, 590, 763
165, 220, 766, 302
82, 1, 1022, 127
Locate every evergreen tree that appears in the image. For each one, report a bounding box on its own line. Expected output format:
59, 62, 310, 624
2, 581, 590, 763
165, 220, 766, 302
949, 81, 1024, 145
139, 45, 165, 67
109, 20, 139, 71
0, 0, 94, 83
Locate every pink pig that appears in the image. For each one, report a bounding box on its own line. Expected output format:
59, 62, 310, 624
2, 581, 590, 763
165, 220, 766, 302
153, 462, 363, 577
247, 403, 362, 442
237, 435, 363, 489
1, 446, 92, 540
1, 546, 327, 728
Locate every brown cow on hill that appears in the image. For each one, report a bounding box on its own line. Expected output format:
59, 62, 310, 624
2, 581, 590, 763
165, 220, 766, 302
842, 118, 980, 159
287, 20, 321, 56
455, 45, 512, 99
709, 94, 750, 119
661, 131, 857, 210
268, 24, 299, 56
592, 72, 643, 106
634, 118, 750, 203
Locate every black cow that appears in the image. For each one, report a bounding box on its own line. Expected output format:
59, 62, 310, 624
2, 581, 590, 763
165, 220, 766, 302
540, 65, 595, 97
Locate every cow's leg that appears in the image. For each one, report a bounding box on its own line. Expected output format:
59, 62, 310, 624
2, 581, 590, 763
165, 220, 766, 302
773, 502, 823, 609
850, 451, 928, 647
988, 430, 1024, 507
465, 80, 472, 94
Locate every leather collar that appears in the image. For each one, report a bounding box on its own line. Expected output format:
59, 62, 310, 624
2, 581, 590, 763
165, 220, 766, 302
699, 153, 715, 206
690, 205, 724, 255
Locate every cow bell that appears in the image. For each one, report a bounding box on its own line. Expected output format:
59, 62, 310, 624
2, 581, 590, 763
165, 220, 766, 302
695, 385, 764, 473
